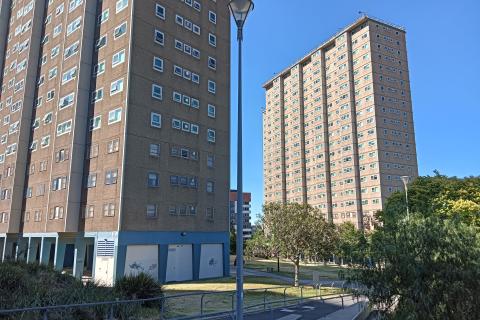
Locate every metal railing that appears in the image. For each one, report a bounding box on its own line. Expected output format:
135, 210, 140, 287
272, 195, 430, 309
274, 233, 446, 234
0, 284, 364, 320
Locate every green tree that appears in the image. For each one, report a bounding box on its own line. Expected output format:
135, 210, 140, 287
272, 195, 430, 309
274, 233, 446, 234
263, 203, 337, 286
336, 222, 368, 266
245, 228, 273, 259
352, 175, 480, 319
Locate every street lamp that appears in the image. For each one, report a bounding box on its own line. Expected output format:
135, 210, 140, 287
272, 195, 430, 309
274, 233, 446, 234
401, 176, 410, 219
229, 1, 254, 319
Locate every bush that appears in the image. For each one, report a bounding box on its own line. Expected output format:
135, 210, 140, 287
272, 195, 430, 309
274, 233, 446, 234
0, 262, 164, 319
0, 261, 117, 319
115, 273, 163, 301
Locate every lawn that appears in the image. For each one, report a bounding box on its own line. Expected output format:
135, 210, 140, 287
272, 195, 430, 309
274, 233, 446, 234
163, 276, 341, 318
243, 257, 348, 281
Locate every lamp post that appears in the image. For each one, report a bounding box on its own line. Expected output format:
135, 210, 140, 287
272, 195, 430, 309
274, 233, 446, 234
401, 176, 410, 219
229, 1, 254, 319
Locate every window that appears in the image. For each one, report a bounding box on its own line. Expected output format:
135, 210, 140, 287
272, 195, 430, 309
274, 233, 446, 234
206, 181, 215, 193
114, 22, 127, 39
173, 91, 182, 102
149, 144, 161, 157
208, 80, 216, 94
41, 135, 50, 148
154, 29, 164, 45
108, 108, 122, 124
207, 155, 215, 168
56, 120, 72, 136
191, 98, 200, 109
146, 205, 158, 218
55, 149, 69, 162
209, 11, 216, 24
190, 124, 199, 135
150, 112, 161, 128
91, 88, 103, 102
98, 9, 109, 24
62, 66, 77, 84
155, 4, 165, 19
192, 73, 200, 84
66, 16, 82, 35
46, 90, 55, 101
208, 57, 216, 70
105, 169, 118, 185
95, 35, 107, 50
89, 116, 101, 131
180, 148, 189, 159
182, 121, 191, 132
208, 104, 216, 118
148, 172, 160, 187
68, 0, 83, 12
87, 144, 99, 159
87, 173, 97, 188
94, 61, 105, 76
107, 139, 120, 154
174, 65, 183, 76
59, 93, 75, 109
110, 78, 124, 95
172, 119, 181, 129
112, 49, 125, 67
208, 33, 216, 47
175, 14, 184, 26
52, 176, 67, 191
152, 84, 162, 100
207, 129, 216, 143
170, 175, 179, 186
30, 141, 38, 151
116, 0, 128, 13
192, 24, 200, 35
153, 56, 163, 72
103, 203, 116, 217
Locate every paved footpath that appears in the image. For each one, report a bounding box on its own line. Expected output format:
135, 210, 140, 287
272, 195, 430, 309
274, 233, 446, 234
241, 296, 360, 320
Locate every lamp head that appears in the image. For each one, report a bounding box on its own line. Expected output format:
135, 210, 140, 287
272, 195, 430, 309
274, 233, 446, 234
229, 0, 254, 28
400, 176, 410, 185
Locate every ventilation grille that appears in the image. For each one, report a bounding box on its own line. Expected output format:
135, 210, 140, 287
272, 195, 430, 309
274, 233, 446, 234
97, 240, 115, 257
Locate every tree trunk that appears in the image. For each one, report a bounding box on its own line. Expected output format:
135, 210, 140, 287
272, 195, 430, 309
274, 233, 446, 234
277, 255, 280, 272
294, 258, 300, 287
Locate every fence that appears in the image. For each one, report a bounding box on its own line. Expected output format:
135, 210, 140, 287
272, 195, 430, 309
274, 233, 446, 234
0, 283, 364, 320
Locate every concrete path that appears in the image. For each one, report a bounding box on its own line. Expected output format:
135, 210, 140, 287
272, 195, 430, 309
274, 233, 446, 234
317, 302, 367, 320
240, 296, 360, 320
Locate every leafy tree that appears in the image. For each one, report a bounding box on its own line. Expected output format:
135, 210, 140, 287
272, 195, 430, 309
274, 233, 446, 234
352, 175, 480, 319
245, 228, 273, 259
336, 222, 368, 266
263, 203, 337, 286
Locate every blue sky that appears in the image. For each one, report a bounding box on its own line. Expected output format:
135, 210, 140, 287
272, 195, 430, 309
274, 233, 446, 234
228, 0, 480, 222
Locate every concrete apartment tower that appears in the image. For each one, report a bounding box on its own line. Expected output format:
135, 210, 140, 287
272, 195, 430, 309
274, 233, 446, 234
0, 0, 230, 284
263, 16, 418, 230
229, 190, 252, 240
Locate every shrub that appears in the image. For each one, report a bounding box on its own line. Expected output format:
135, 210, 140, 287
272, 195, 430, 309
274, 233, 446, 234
115, 273, 163, 301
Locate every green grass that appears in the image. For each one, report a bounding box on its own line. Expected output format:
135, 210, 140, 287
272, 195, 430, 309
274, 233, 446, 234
243, 257, 347, 281
162, 276, 341, 318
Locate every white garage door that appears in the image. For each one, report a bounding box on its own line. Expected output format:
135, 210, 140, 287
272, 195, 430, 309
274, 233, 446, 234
124, 245, 159, 281
166, 244, 193, 282
199, 244, 223, 279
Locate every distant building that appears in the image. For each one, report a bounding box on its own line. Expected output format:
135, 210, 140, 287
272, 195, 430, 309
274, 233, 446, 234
229, 191, 252, 240
263, 16, 419, 230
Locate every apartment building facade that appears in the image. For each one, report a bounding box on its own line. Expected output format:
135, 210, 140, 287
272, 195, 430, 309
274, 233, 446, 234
229, 190, 252, 240
0, 0, 230, 284
263, 16, 418, 230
